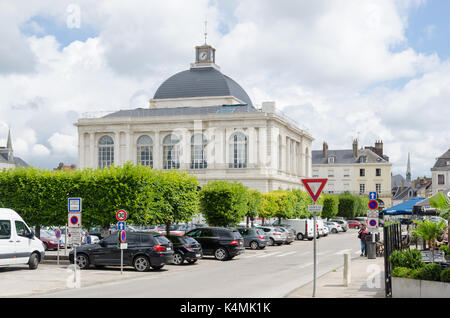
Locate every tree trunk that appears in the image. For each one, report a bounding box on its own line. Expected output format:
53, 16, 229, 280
262, 218, 265, 226
431, 239, 435, 263
166, 222, 171, 236
35, 225, 41, 239
246, 217, 249, 228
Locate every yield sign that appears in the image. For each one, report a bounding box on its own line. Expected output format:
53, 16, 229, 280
301, 179, 328, 203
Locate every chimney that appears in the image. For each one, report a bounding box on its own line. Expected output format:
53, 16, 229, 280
262, 101, 276, 113
352, 139, 358, 158
322, 142, 328, 158
375, 140, 383, 157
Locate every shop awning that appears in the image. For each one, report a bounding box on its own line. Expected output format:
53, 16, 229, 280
381, 197, 426, 215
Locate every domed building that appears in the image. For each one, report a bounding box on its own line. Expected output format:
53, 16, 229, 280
76, 43, 313, 192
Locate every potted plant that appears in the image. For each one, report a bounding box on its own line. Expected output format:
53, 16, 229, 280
412, 219, 447, 262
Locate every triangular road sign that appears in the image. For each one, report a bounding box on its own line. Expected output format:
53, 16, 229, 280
301, 179, 328, 203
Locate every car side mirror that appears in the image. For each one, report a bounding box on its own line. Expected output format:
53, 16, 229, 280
29, 230, 35, 239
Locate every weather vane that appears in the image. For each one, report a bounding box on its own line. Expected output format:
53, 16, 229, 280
204, 18, 208, 45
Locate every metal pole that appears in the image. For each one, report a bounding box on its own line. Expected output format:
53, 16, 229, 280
121, 249, 123, 275
74, 245, 77, 284
64, 224, 68, 256
57, 240, 60, 266
313, 203, 317, 298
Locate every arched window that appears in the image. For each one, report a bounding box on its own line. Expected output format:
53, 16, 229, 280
137, 135, 153, 167
229, 132, 247, 168
191, 134, 207, 169
163, 134, 180, 169
98, 135, 114, 168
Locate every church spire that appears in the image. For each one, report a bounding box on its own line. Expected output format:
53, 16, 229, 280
6, 129, 13, 162
406, 152, 411, 184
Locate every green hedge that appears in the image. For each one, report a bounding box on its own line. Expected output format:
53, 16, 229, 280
389, 249, 424, 270
0, 163, 199, 230
441, 268, 450, 282
199, 181, 249, 227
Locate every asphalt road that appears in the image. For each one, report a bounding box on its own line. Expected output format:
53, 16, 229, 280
35, 229, 363, 298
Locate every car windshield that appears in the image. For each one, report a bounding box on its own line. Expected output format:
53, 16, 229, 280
155, 236, 171, 245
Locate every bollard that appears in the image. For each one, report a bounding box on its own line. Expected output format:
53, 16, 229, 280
343, 253, 351, 287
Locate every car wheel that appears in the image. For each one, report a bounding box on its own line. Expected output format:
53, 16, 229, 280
276, 242, 283, 246
297, 233, 304, 240
173, 252, 184, 265
250, 241, 259, 250
43, 243, 48, 251
133, 255, 150, 272
332, 229, 338, 234
187, 259, 197, 264
214, 248, 229, 261
28, 252, 39, 270
76, 254, 90, 270
269, 238, 275, 246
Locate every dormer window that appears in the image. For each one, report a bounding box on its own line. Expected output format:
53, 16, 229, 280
328, 156, 335, 164
360, 155, 367, 163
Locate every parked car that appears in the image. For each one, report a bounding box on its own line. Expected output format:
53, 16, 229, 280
321, 224, 329, 236
256, 226, 287, 246
164, 234, 203, 265
270, 223, 297, 237
185, 227, 244, 261
324, 221, 341, 234
330, 219, 349, 232
346, 220, 362, 229
40, 230, 64, 250
0, 208, 45, 269
274, 219, 314, 241
354, 217, 367, 225
69, 231, 174, 271
236, 227, 269, 250
277, 227, 295, 244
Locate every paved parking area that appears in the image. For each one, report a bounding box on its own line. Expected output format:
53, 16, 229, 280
1, 230, 365, 298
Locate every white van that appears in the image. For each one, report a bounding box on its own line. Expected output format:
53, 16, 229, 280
273, 219, 318, 240
0, 208, 45, 269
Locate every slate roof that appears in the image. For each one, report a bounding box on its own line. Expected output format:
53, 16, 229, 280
104, 104, 258, 119
311, 148, 388, 165
153, 67, 253, 107
0, 152, 28, 167
431, 149, 450, 171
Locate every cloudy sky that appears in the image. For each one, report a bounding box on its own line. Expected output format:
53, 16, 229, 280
0, 0, 449, 178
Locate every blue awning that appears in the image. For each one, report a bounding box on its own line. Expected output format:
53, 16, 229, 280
381, 197, 426, 215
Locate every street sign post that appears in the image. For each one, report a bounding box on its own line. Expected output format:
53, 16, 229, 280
367, 210, 379, 232
119, 230, 127, 275
68, 198, 82, 273
369, 192, 377, 200
117, 221, 126, 231
368, 200, 379, 210
116, 210, 128, 222
302, 178, 327, 298
55, 229, 61, 265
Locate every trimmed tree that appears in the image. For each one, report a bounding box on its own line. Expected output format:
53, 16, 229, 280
199, 181, 249, 227
260, 193, 278, 225
337, 194, 358, 219
246, 190, 263, 227
322, 194, 339, 220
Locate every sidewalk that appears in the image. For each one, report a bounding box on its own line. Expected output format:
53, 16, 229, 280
287, 255, 385, 298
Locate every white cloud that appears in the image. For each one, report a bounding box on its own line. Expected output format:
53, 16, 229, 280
0, 0, 448, 179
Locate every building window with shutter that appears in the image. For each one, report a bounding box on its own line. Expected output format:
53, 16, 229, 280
438, 174, 445, 185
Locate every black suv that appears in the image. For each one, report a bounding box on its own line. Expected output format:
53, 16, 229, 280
69, 231, 174, 272
165, 234, 203, 265
185, 227, 244, 261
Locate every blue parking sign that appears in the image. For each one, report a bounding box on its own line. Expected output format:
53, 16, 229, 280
369, 192, 377, 200
117, 221, 126, 231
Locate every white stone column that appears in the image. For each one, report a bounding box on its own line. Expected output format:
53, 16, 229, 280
90, 133, 95, 168
248, 127, 256, 167
258, 127, 267, 169
225, 128, 234, 168
213, 127, 225, 168
114, 131, 120, 166
153, 130, 161, 169
78, 131, 85, 169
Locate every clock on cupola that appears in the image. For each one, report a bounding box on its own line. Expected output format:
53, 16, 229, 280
195, 44, 216, 64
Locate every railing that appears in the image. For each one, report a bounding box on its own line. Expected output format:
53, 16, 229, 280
383, 223, 404, 298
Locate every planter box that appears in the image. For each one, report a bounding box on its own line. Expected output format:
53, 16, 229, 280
392, 277, 450, 298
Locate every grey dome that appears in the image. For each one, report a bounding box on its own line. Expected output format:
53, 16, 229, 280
153, 67, 253, 107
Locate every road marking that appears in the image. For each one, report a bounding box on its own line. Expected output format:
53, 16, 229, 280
295, 262, 314, 269
298, 252, 310, 256
276, 251, 297, 258
257, 252, 282, 258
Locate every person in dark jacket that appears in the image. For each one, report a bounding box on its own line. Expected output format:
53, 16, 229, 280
358, 225, 370, 256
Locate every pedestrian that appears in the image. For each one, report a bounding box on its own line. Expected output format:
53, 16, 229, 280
358, 225, 370, 256
85, 231, 91, 244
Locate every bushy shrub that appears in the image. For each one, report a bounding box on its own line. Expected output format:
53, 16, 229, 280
439, 245, 449, 256
415, 263, 442, 281
409, 268, 422, 280
389, 249, 424, 269
440, 268, 450, 283
392, 267, 411, 278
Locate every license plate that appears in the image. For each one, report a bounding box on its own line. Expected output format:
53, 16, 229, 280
167, 247, 172, 251
196, 254, 201, 257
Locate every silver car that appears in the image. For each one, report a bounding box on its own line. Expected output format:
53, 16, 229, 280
330, 219, 349, 232
277, 227, 295, 244
256, 226, 287, 246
